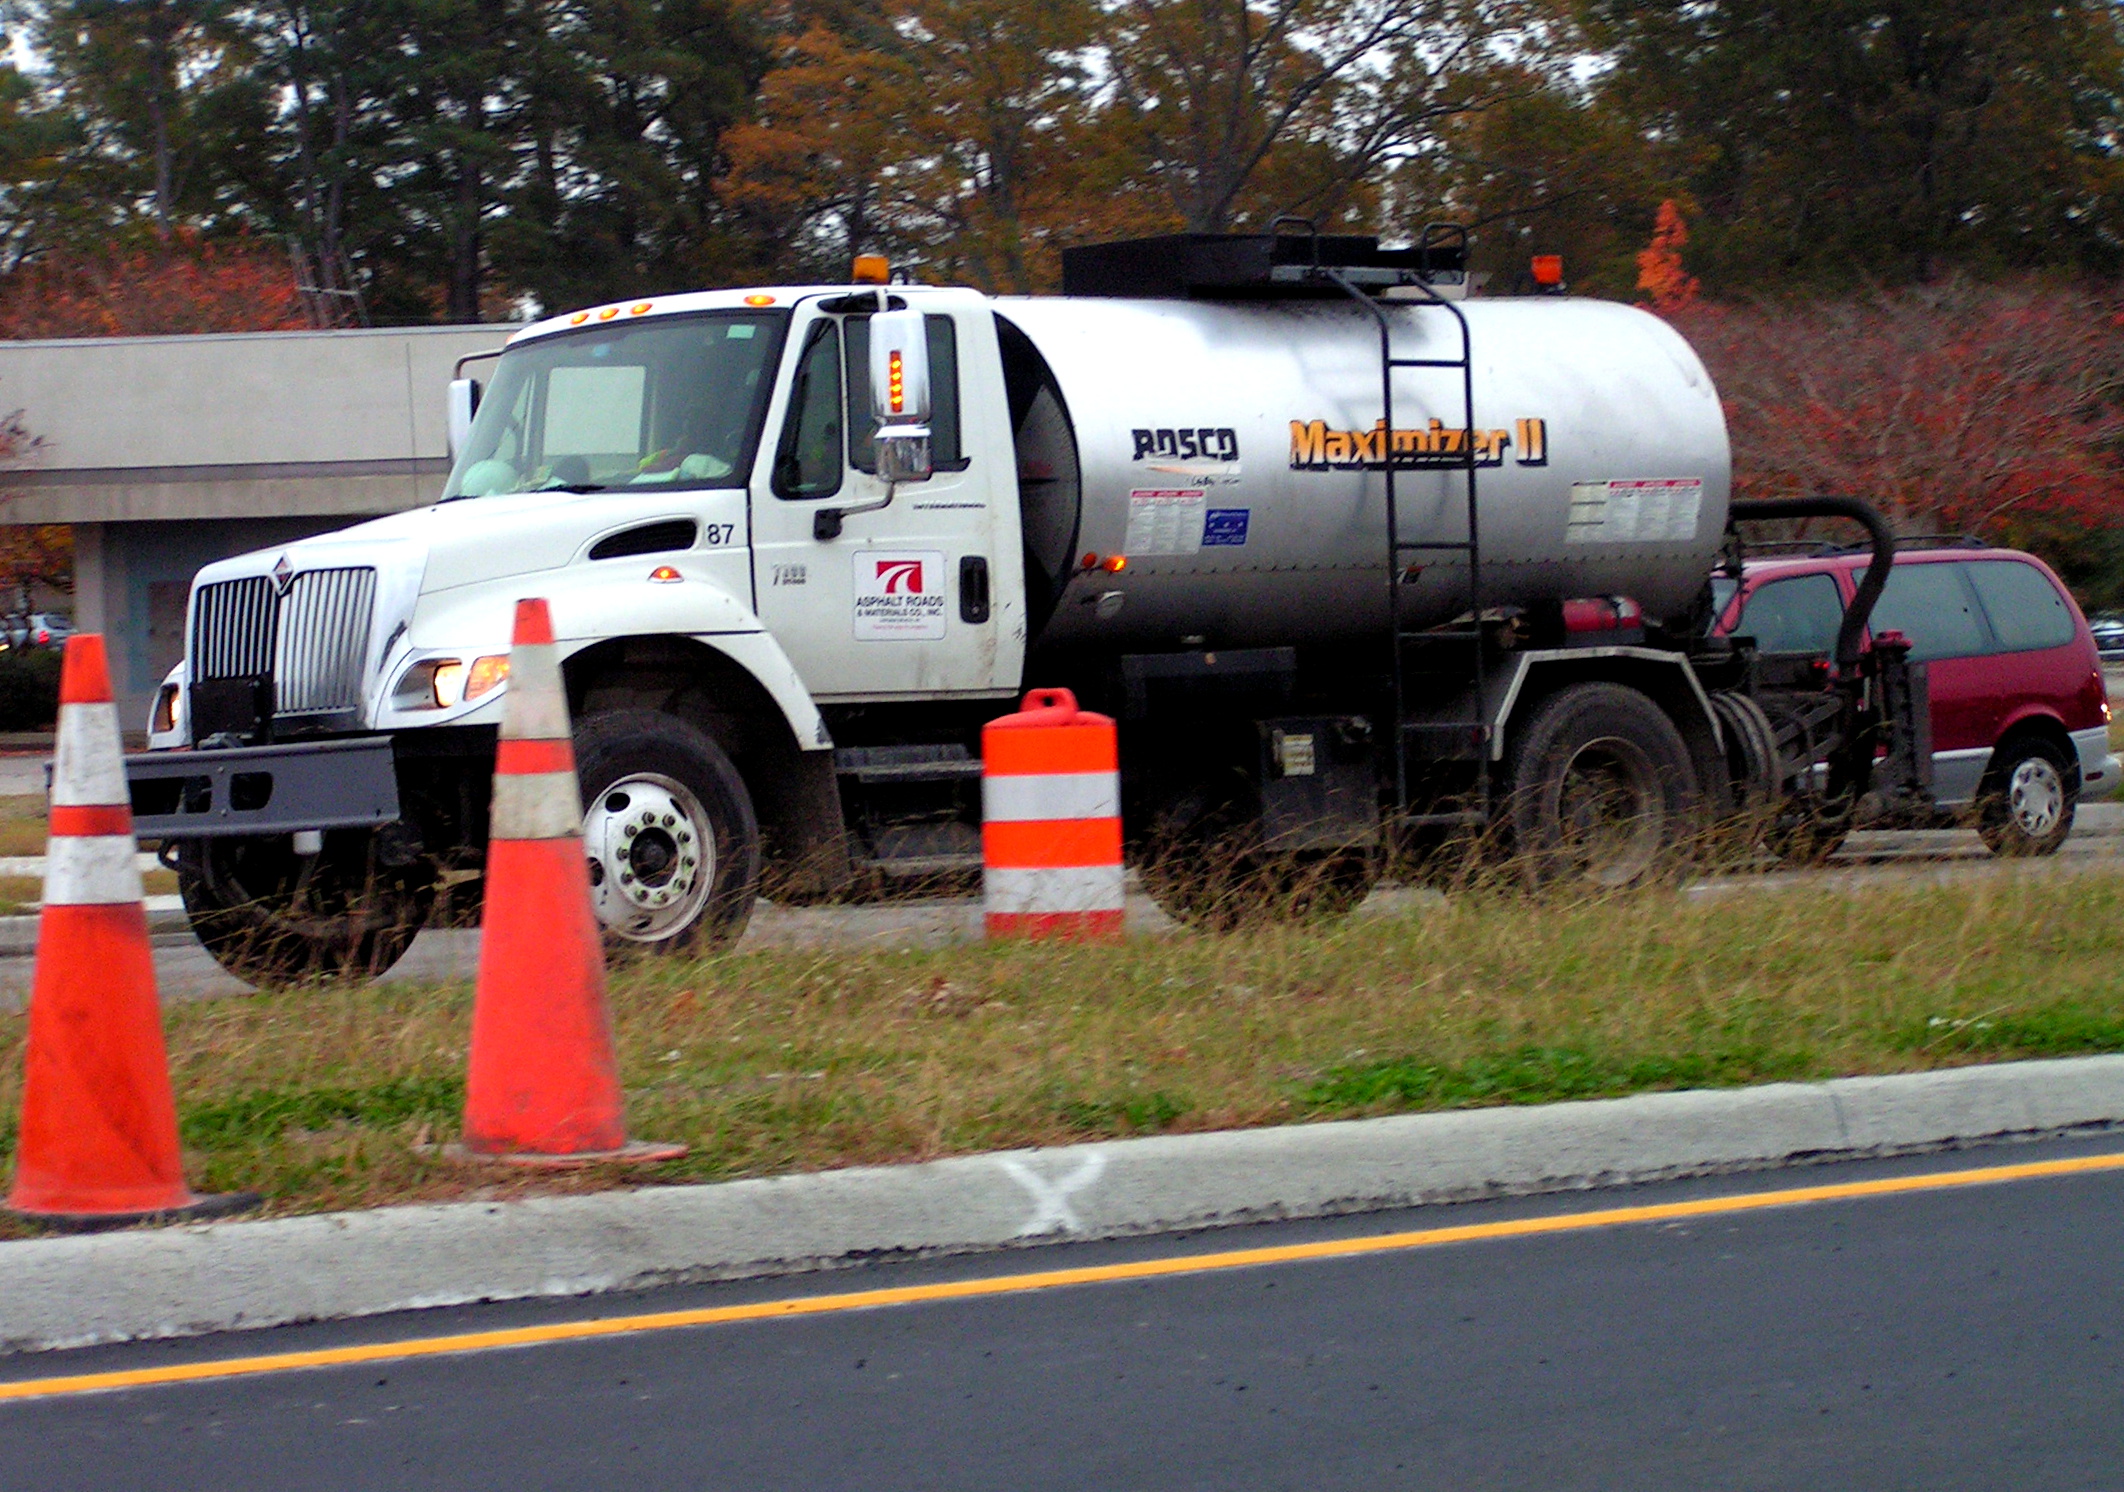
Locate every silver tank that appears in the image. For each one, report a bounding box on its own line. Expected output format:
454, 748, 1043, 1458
995, 294, 1731, 649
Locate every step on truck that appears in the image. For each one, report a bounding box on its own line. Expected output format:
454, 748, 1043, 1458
128, 228, 1936, 982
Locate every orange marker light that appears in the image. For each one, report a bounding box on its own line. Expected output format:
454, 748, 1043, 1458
569, 312, 590, 325
1103, 555, 1128, 574
1531, 254, 1565, 287
629, 302, 653, 315
852, 254, 890, 285
597, 306, 620, 320
648, 565, 683, 584
888, 348, 905, 414
1080, 552, 1100, 571
464, 655, 510, 701
743, 294, 776, 307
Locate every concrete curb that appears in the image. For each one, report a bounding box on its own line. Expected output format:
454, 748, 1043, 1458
5, 1054, 2124, 1354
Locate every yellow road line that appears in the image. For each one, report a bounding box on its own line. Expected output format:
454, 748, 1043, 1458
6, 1147, 2123, 1405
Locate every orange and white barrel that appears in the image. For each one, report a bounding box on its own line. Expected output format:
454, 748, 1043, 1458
982, 688, 1123, 940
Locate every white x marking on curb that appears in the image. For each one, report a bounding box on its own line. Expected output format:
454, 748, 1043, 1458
995, 1150, 1108, 1237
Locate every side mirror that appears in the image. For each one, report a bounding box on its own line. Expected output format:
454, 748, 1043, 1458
446, 377, 481, 458
868, 309, 932, 483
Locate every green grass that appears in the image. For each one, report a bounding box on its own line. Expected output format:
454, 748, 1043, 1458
6, 866, 2124, 1235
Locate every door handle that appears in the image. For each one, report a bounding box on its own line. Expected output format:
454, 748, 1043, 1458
959, 556, 990, 624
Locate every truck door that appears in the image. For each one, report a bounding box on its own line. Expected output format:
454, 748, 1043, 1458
750, 302, 1015, 699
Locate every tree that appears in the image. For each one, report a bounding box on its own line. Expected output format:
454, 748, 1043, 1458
30, 0, 261, 238
1096, 0, 1524, 235
0, 229, 307, 337
1663, 281, 2124, 537
1578, 0, 2124, 288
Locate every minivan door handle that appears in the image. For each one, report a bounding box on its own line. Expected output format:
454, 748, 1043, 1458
959, 556, 991, 624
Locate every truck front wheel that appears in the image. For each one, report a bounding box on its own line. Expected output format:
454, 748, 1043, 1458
176, 832, 434, 986
575, 709, 760, 952
1506, 683, 1702, 887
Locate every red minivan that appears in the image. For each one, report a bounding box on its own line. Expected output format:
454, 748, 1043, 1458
1711, 544, 2116, 854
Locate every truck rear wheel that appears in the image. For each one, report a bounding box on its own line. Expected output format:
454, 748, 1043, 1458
575, 709, 760, 952
176, 832, 434, 987
1507, 683, 1702, 887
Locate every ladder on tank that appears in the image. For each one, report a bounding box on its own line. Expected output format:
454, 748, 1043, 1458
1320, 226, 1490, 829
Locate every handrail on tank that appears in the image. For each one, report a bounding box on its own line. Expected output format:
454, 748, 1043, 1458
1728, 495, 1896, 672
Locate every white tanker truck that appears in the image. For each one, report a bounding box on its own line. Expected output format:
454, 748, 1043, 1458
127, 230, 1934, 981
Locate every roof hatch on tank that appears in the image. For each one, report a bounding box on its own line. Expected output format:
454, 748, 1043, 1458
1060, 224, 1469, 300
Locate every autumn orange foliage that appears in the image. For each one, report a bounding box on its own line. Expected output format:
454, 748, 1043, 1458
1662, 282, 2124, 536
0, 230, 308, 339
1635, 200, 1699, 312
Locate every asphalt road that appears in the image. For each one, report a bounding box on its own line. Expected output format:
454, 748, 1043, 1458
4, 1135, 2120, 1490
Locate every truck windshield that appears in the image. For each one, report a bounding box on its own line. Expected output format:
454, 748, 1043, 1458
444, 310, 790, 499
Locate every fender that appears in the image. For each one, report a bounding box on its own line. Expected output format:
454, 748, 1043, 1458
407, 571, 832, 751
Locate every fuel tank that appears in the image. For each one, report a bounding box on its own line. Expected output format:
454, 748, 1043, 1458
996, 294, 1730, 650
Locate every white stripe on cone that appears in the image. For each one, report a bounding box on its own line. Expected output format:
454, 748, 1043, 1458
43, 835, 144, 906
490, 770, 585, 842
49, 701, 127, 807
501, 641, 571, 741
983, 864, 1126, 915
982, 772, 1121, 823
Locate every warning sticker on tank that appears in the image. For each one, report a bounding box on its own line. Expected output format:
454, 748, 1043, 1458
853, 550, 948, 640
1201, 509, 1251, 546
1565, 478, 1704, 544
1125, 489, 1207, 555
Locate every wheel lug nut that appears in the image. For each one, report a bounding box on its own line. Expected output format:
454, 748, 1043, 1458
661, 814, 675, 828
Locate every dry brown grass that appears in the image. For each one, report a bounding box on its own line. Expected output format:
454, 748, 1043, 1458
4, 866, 2124, 1238
0, 795, 45, 858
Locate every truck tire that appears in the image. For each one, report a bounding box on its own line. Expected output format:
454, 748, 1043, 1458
176, 832, 434, 987
575, 709, 760, 951
1506, 682, 1702, 887
1977, 736, 2075, 857
1138, 775, 1380, 931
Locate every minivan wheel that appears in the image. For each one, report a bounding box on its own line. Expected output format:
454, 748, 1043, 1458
574, 709, 760, 951
1978, 738, 2075, 857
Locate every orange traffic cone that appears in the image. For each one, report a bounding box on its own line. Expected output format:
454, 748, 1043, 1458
6, 636, 255, 1228
460, 598, 684, 1165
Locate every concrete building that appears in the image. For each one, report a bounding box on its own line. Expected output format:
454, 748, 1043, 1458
0, 323, 506, 724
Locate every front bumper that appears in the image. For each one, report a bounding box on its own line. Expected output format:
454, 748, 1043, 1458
2071, 726, 2117, 802
127, 737, 405, 840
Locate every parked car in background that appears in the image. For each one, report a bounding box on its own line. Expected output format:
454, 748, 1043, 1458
0, 613, 72, 650
1711, 541, 2116, 855
2088, 611, 2124, 660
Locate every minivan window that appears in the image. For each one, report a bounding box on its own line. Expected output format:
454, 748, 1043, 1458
1735, 573, 1844, 654
1964, 559, 2075, 653
1860, 561, 1989, 662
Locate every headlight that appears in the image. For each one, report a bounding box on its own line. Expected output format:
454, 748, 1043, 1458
150, 684, 180, 735
392, 655, 509, 710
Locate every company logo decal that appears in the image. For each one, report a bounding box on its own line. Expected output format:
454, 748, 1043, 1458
1289, 417, 1547, 470
1132, 427, 1239, 463
853, 550, 947, 640
874, 558, 924, 594
271, 553, 295, 594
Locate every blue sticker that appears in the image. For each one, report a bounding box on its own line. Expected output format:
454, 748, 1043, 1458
1201, 508, 1251, 546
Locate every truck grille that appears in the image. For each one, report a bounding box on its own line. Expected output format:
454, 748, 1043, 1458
190, 567, 377, 719
275, 567, 377, 716
190, 576, 276, 681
